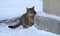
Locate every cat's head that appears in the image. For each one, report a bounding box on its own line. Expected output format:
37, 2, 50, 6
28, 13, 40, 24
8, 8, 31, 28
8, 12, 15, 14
26, 6, 36, 16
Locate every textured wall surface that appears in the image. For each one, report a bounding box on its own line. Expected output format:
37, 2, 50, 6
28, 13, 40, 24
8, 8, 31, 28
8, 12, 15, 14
35, 15, 60, 34
43, 0, 60, 16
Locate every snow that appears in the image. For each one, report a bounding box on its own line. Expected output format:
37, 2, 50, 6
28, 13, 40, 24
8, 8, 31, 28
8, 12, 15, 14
0, 0, 42, 20
37, 11, 60, 20
0, 0, 60, 36
0, 25, 58, 36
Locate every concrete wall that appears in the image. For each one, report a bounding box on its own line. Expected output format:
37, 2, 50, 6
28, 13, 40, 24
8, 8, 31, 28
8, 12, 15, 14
43, 0, 60, 16
35, 15, 60, 34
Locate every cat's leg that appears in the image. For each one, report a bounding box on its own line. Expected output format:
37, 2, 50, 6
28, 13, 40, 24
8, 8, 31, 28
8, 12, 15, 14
22, 23, 28, 28
29, 22, 34, 27
8, 23, 21, 29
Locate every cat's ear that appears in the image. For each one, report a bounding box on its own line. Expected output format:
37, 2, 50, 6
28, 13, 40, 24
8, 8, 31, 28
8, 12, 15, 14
26, 7, 28, 9
32, 6, 35, 9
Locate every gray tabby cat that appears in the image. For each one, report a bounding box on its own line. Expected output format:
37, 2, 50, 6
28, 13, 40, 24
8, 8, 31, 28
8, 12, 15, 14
8, 6, 36, 29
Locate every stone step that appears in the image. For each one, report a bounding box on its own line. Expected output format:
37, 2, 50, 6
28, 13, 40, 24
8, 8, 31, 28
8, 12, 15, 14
35, 15, 60, 34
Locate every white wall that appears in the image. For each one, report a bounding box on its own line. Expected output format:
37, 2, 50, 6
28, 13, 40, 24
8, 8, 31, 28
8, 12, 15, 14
43, 0, 60, 16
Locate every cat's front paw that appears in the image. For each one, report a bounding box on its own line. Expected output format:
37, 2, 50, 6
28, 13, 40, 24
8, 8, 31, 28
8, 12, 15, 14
23, 26, 28, 28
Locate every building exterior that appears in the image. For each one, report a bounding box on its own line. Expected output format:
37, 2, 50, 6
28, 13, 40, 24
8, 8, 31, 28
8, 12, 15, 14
35, 15, 60, 34
43, 0, 60, 16
35, 0, 60, 34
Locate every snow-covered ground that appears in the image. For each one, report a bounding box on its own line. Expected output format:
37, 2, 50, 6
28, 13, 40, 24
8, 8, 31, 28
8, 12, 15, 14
0, 25, 59, 36
0, 0, 60, 36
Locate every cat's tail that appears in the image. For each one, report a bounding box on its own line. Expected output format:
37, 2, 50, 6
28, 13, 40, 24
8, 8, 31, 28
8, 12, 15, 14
8, 22, 21, 29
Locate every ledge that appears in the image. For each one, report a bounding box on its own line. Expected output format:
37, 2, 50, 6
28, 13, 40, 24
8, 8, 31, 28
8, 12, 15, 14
35, 15, 60, 34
